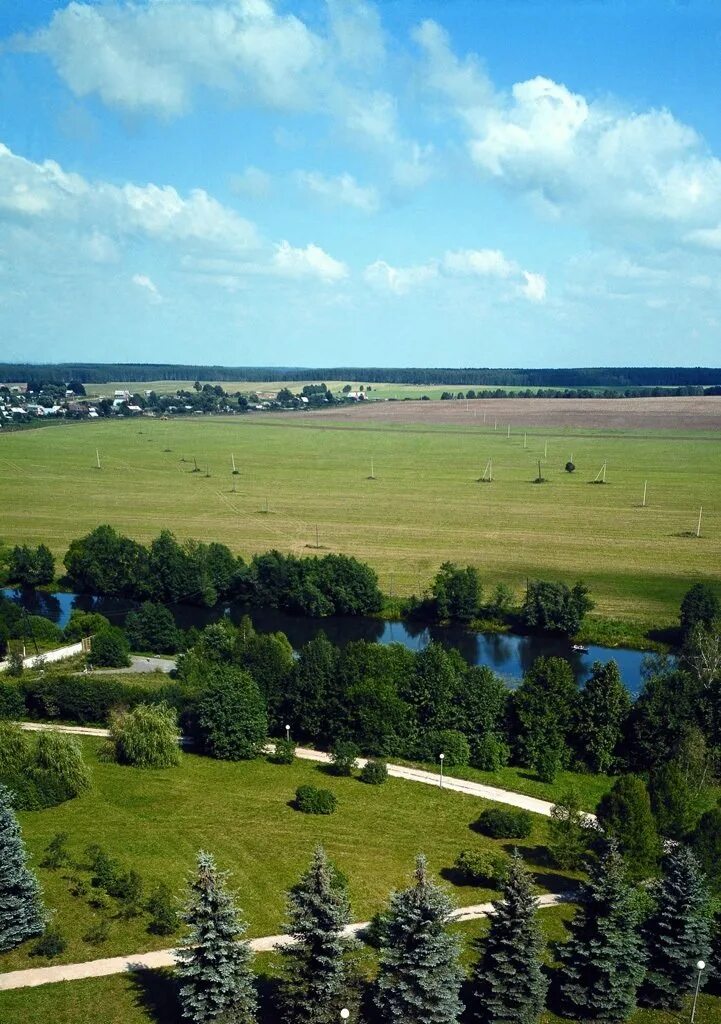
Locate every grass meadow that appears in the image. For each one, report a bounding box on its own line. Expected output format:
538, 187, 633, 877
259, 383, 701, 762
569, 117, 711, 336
0, 414, 719, 624
0, 737, 573, 974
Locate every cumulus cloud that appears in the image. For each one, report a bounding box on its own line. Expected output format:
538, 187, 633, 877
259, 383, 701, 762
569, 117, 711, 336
15, 0, 322, 116
364, 246, 545, 300
132, 273, 162, 301
295, 171, 379, 213
229, 166, 272, 200
0, 142, 259, 253
273, 240, 348, 282
414, 21, 721, 243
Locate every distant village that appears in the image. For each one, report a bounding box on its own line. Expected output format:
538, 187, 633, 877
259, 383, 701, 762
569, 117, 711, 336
0, 380, 369, 425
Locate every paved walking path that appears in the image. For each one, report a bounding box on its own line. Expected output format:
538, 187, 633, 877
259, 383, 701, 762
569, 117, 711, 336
0, 893, 571, 991
19, 722, 598, 822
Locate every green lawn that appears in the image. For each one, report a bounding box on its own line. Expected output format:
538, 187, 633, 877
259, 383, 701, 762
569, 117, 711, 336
0, 415, 719, 624
0, 738, 575, 973
2, 905, 719, 1024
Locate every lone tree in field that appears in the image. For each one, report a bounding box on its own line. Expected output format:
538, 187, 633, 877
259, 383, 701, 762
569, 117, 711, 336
373, 854, 463, 1024
195, 666, 268, 761
469, 849, 547, 1024
558, 839, 645, 1023
110, 702, 181, 768
0, 784, 46, 952
641, 845, 711, 1010
176, 851, 257, 1024
278, 845, 354, 1024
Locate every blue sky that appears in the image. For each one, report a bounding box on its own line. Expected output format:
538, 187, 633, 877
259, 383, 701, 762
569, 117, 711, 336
1, 0, 721, 368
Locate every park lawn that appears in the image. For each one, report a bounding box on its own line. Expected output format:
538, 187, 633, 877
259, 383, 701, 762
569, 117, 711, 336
2, 904, 720, 1024
0, 416, 719, 625
0, 737, 574, 973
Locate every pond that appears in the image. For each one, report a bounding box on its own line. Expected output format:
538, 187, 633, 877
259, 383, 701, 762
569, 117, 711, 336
3, 588, 656, 696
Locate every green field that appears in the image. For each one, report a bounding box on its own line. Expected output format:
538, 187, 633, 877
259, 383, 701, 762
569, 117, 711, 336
0, 737, 570, 974
0, 415, 719, 624
86, 378, 576, 400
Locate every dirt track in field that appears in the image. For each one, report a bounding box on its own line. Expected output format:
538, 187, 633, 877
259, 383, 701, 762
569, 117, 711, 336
297, 396, 721, 432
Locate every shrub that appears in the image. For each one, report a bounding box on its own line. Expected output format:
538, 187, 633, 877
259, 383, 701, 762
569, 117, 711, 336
90, 627, 130, 668
30, 925, 67, 959
295, 785, 337, 815
147, 883, 180, 936
0, 679, 23, 720
476, 808, 533, 839
471, 734, 510, 771
21, 675, 190, 725
271, 738, 296, 765
360, 759, 388, 785
63, 610, 111, 643
422, 728, 470, 767
194, 666, 268, 761
330, 740, 360, 776
33, 731, 91, 801
41, 832, 71, 869
83, 916, 110, 945
109, 702, 181, 768
453, 849, 509, 887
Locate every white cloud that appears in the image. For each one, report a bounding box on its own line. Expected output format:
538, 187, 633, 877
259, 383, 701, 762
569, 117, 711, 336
272, 240, 348, 282
442, 248, 515, 278
132, 273, 162, 302
520, 271, 547, 303
364, 246, 545, 301
295, 171, 379, 213
229, 166, 272, 200
415, 21, 721, 243
685, 225, 721, 251
16, 0, 322, 116
0, 142, 259, 253
363, 259, 438, 295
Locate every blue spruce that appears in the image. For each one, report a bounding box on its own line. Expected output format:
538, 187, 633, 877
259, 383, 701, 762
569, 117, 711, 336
0, 783, 46, 952
278, 845, 354, 1024
176, 851, 257, 1024
641, 844, 711, 1009
558, 839, 645, 1023
470, 849, 547, 1024
373, 854, 463, 1024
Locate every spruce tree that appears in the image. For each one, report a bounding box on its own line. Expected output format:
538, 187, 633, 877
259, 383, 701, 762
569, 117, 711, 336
0, 784, 46, 952
469, 849, 547, 1024
641, 845, 711, 1010
558, 839, 645, 1023
373, 854, 463, 1024
278, 845, 354, 1024
176, 851, 257, 1024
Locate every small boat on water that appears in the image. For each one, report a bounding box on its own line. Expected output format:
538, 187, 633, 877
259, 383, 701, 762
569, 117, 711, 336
572, 644, 589, 653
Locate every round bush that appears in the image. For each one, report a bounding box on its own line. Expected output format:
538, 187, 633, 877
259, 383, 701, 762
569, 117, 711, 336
90, 627, 131, 668
271, 738, 296, 765
471, 734, 510, 772
422, 729, 470, 767
330, 740, 359, 776
475, 807, 533, 839
295, 785, 337, 815
453, 848, 509, 887
360, 759, 388, 785
33, 730, 92, 801
110, 702, 181, 768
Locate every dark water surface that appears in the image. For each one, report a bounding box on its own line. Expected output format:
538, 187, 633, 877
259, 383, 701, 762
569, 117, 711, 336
3, 588, 654, 695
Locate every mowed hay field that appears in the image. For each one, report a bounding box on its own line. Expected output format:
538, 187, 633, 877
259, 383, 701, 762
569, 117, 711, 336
0, 401, 720, 624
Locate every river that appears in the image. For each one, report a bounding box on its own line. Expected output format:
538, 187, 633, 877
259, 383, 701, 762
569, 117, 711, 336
3, 588, 657, 695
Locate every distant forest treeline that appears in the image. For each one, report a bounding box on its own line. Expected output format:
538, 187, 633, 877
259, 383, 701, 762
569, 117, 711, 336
1, 363, 721, 389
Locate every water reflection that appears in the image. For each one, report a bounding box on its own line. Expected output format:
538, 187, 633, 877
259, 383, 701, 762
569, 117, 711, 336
2, 589, 652, 695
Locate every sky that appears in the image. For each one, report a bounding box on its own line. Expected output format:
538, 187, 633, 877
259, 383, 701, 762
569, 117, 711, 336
1, 0, 721, 368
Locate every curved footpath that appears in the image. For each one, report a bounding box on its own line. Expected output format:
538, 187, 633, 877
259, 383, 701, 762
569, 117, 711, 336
0, 893, 572, 991
20, 722, 592, 820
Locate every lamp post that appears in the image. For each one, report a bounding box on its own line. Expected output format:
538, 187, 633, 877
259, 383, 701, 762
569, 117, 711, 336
285, 724, 291, 742
691, 960, 705, 1024
340, 1010, 350, 1021
439, 752, 445, 789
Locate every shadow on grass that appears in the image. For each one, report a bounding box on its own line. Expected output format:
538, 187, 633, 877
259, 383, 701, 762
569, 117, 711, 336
129, 967, 180, 1024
